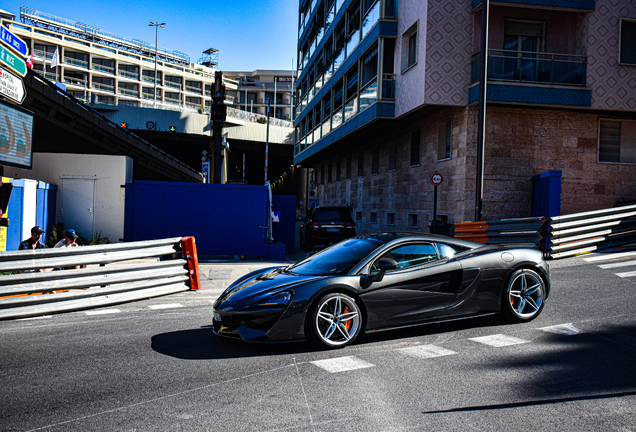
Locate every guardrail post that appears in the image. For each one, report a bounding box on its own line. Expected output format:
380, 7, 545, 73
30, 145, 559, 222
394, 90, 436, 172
181, 236, 201, 290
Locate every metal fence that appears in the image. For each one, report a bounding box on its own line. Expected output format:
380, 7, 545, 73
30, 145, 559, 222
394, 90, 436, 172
547, 204, 636, 259
454, 217, 547, 249
0, 237, 200, 320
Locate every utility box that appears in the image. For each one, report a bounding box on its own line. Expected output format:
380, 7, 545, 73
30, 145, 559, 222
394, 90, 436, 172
532, 170, 562, 218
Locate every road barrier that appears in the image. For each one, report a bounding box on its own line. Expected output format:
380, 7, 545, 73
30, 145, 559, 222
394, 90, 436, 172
546, 204, 636, 259
454, 217, 547, 249
0, 237, 201, 320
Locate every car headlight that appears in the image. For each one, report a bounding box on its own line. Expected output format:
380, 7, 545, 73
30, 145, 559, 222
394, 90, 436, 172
251, 291, 292, 307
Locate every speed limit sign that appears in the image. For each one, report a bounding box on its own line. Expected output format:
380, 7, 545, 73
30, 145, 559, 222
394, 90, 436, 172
431, 172, 443, 186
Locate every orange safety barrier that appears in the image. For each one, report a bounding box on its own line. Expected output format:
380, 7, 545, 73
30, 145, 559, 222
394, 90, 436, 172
181, 236, 201, 290
454, 221, 489, 244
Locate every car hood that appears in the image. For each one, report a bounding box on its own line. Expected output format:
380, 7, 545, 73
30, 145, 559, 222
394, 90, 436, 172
214, 267, 324, 309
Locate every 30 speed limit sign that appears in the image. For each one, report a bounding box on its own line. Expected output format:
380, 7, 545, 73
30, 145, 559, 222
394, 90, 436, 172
431, 172, 443, 186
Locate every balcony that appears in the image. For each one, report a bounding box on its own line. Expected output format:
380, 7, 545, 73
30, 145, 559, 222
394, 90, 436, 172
92, 64, 115, 75
63, 56, 88, 69
118, 70, 140, 80
92, 82, 115, 93
185, 85, 202, 94
470, 50, 591, 106
118, 88, 140, 98
471, 0, 594, 11
472, 50, 587, 86
164, 81, 181, 90
63, 76, 87, 87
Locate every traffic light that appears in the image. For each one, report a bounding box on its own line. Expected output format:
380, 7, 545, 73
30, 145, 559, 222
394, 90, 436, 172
120, 122, 127, 128
169, 126, 176, 132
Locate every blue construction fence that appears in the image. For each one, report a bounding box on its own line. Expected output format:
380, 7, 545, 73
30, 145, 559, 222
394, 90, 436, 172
124, 181, 296, 258
4, 179, 57, 250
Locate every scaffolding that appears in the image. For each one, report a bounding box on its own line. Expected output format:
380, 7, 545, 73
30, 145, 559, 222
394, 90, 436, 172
198, 47, 218, 68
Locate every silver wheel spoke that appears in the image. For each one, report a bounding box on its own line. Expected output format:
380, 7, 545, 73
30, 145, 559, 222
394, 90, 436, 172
339, 311, 359, 322
318, 311, 334, 323
525, 296, 540, 311
521, 275, 527, 291
509, 289, 522, 298
323, 322, 337, 339
334, 297, 342, 316
525, 283, 541, 296
337, 323, 352, 341
516, 297, 526, 314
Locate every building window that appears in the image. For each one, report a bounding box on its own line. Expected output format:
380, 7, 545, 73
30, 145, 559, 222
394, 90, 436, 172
620, 19, 636, 65
356, 211, 362, 221
407, 213, 418, 228
372, 147, 379, 174
346, 156, 352, 179
438, 117, 452, 160
358, 150, 364, 177
411, 129, 421, 166
387, 212, 395, 225
321, 165, 325, 184
388, 141, 397, 170
401, 22, 418, 72
370, 211, 377, 223
599, 120, 636, 163
328, 163, 333, 182
336, 159, 341, 182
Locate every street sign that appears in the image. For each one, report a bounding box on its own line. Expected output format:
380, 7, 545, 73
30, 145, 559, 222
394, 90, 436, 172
146, 121, 155, 130
0, 26, 28, 57
0, 66, 26, 104
0, 46, 27, 77
431, 172, 443, 186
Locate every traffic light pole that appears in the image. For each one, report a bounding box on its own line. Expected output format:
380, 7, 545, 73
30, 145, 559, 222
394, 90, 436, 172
211, 71, 226, 184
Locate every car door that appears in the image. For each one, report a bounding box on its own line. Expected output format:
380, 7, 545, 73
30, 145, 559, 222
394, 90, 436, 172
359, 242, 463, 330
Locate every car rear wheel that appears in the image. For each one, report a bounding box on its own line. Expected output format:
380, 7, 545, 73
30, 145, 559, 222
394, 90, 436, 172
502, 269, 545, 322
309, 293, 362, 348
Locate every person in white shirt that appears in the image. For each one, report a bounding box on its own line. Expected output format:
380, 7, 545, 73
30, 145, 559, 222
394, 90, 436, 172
54, 229, 78, 248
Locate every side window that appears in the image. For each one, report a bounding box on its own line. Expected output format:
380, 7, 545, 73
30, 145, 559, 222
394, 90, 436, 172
372, 243, 440, 273
437, 243, 458, 259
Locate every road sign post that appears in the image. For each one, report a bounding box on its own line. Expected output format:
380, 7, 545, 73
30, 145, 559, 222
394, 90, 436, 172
431, 172, 443, 221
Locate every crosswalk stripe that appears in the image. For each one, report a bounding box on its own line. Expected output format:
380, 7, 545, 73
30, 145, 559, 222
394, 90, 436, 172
310, 356, 375, 373
537, 323, 581, 336
583, 251, 636, 262
614, 270, 636, 278
85, 309, 121, 316
148, 303, 183, 310
598, 260, 636, 269
398, 344, 457, 359
469, 334, 529, 347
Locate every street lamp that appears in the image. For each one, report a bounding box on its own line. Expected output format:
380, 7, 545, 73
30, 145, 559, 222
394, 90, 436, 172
149, 21, 165, 107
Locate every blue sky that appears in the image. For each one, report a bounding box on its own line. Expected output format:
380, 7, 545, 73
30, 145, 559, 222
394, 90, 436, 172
2, 0, 299, 71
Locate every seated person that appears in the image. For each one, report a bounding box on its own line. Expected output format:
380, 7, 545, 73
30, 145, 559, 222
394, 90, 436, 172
19, 226, 52, 272
54, 229, 79, 248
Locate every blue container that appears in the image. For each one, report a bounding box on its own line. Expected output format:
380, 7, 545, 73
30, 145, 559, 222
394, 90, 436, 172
532, 170, 562, 218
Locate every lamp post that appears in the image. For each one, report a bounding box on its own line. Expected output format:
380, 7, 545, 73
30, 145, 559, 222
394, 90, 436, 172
149, 21, 165, 107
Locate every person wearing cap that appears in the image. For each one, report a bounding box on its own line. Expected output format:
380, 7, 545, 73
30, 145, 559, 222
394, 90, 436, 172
54, 229, 79, 248
19, 226, 47, 250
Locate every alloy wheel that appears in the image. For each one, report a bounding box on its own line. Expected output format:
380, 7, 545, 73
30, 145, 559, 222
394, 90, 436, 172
506, 269, 545, 321
313, 293, 361, 347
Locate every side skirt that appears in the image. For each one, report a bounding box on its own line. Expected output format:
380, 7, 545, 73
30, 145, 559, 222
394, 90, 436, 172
364, 312, 498, 334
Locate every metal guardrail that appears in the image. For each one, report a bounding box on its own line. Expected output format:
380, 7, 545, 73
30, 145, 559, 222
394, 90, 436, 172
0, 237, 201, 320
547, 204, 636, 259
454, 217, 547, 249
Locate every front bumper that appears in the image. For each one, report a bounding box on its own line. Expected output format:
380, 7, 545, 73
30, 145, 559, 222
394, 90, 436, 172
213, 307, 286, 342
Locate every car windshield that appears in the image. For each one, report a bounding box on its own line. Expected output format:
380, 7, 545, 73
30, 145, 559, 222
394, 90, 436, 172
313, 209, 350, 221
290, 238, 383, 276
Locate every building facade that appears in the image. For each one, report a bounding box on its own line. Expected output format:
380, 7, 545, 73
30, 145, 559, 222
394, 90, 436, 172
293, 0, 636, 232
223, 70, 297, 121
3, 7, 233, 112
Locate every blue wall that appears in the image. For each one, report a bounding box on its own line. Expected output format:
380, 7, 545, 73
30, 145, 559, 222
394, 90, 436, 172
272, 195, 297, 254
6, 179, 57, 250
125, 181, 272, 257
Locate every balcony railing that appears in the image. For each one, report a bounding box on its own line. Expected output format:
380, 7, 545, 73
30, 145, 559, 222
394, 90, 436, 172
382, 74, 395, 99
63, 56, 88, 68
185, 85, 202, 94
33, 49, 53, 61
165, 81, 181, 90
118, 70, 140, 80
91, 82, 115, 92
142, 75, 158, 84
92, 64, 115, 74
471, 50, 587, 86
63, 76, 87, 87
118, 88, 139, 97
359, 77, 377, 111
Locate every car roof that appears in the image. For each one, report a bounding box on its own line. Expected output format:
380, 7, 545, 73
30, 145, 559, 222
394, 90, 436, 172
358, 232, 486, 249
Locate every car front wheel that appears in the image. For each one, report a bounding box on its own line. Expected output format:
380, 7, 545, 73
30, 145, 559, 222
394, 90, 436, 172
309, 292, 362, 348
502, 269, 546, 322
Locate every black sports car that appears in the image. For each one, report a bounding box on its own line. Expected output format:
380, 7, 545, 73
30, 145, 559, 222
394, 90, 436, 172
212, 233, 550, 348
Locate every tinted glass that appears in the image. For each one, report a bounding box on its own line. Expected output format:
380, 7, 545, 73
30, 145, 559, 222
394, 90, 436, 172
291, 238, 383, 275
313, 209, 350, 220
372, 243, 439, 273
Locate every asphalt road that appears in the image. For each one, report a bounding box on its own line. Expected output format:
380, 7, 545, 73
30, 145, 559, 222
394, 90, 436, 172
1, 252, 635, 431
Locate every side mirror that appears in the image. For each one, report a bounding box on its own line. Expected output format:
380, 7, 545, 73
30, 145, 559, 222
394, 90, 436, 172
372, 258, 398, 282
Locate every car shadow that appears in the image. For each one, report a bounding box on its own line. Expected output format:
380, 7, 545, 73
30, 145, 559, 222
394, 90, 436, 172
151, 315, 506, 360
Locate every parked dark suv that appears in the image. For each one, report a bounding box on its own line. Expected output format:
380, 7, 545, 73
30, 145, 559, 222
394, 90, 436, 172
299, 206, 356, 251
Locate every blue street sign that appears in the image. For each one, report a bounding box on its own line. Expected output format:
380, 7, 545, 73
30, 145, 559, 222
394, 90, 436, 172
0, 26, 28, 57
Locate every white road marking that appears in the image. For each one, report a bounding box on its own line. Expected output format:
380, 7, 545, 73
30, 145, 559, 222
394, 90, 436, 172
85, 309, 121, 316
310, 356, 375, 373
583, 251, 636, 262
18, 315, 52, 321
615, 270, 636, 278
598, 260, 636, 269
398, 344, 457, 359
148, 303, 183, 310
538, 323, 581, 336
469, 334, 529, 347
